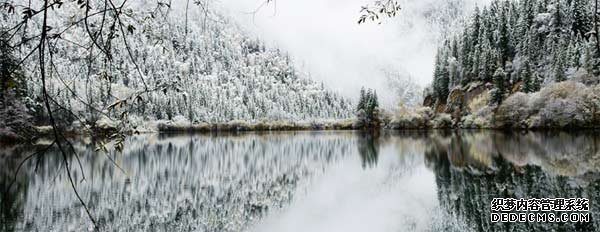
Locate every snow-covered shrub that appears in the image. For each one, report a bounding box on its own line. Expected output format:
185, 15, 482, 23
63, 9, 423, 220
473, 106, 495, 128
331, 118, 355, 130
172, 115, 191, 127
496, 81, 600, 129
95, 115, 119, 132
227, 120, 253, 131
388, 107, 433, 129
462, 105, 496, 129
156, 115, 194, 131
570, 68, 594, 84
532, 81, 598, 128
432, 113, 453, 129
123, 115, 159, 133
461, 114, 475, 128
495, 92, 531, 128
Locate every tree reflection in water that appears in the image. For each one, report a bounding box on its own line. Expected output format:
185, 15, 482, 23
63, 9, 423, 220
0, 146, 31, 232
357, 131, 380, 169
1, 131, 600, 231
425, 131, 600, 232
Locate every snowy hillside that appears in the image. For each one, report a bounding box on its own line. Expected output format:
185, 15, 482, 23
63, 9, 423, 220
429, 0, 599, 105
6, 0, 352, 127
418, 0, 600, 129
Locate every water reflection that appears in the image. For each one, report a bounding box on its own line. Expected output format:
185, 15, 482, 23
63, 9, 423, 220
0, 131, 599, 231
425, 131, 600, 232
0, 146, 30, 232
357, 131, 380, 169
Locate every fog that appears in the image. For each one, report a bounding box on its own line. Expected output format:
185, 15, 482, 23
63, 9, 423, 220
219, 0, 492, 105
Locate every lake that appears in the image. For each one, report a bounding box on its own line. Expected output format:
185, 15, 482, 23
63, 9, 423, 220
1, 131, 599, 231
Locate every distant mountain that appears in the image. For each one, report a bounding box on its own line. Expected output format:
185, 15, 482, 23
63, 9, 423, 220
8, 1, 352, 126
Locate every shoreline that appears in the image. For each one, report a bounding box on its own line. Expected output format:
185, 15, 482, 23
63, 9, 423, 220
6, 126, 600, 144
4, 117, 600, 145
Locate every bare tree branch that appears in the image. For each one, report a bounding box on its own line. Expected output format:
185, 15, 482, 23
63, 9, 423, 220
38, 0, 98, 229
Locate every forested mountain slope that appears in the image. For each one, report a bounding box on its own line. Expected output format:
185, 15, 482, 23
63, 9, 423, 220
422, 0, 600, 128
2, 1, 352, 132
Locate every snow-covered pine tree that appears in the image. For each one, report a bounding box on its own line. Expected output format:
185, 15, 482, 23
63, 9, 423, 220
355, 87, 380, 129
357, 87, 366, 112
492, 67, 507, 105
553, 38, 568, 82
521, 60, 535, 92
498, 3, 511, 66
433, 51, 450, 104
429, 0, 600, 104
571, 0, 592, 37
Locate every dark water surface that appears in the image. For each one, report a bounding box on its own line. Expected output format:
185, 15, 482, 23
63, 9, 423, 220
1, 131, 600, 232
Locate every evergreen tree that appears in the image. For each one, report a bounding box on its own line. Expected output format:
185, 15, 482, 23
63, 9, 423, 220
521, 60, 534, 93
460, 27, 473, 84
472, 44, 482, 81
471, 7, 482, 48
0, 31, 34, 140
0, 33, 25, 98
368, 90, 380, 127
492, 67, 507, 104
498, 4, 511, 65
553, 39, 568, 82
532, 73, 542, 92
552, 0, 563, 34
365, 89, 374, 120
434, 53, 450, 104
516, 5, 531, 47
448, 57, 459, 87
566, 38, 582, 68
571, 0, 592, 36
357, 87, 366, 112
370, 91, 379, 112
589, 37, 600, 76
355, 87, 380, 129
451, 39, 459, 59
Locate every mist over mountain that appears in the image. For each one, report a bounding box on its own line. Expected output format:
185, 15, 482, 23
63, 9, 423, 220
220, 0, 492, 109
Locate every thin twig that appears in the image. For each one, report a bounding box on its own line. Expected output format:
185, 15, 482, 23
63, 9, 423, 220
84, 0, 110, 57
106, 0, 149, 90
38, 0, 98, 229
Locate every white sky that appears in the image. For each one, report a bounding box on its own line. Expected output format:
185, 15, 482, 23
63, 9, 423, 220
218, 0, 491, 102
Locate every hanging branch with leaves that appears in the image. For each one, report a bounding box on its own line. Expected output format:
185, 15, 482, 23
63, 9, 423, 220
358, 0, 401, 25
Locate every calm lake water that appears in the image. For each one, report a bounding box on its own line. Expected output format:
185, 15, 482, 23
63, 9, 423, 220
1, 131, 600, 232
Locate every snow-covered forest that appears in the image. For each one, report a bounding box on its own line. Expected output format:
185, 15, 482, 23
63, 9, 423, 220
419, 0, 600, 129
0, 0, 353, 138
430, 0, 599, 104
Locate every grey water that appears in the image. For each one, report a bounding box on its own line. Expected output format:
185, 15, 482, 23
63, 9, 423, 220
1, 131, 600, 232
